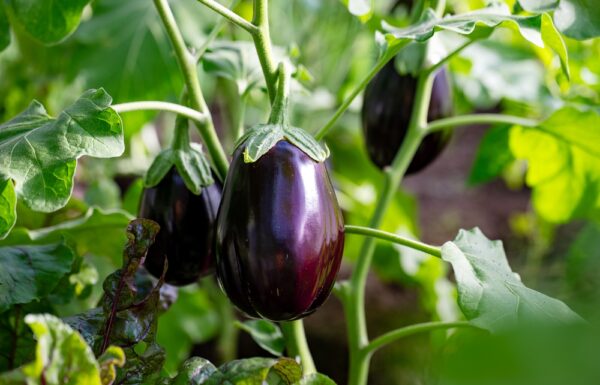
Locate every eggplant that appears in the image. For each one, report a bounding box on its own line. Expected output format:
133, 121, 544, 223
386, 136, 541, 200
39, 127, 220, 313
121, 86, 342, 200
139, 168, 222, 286
215, 140, 345, 321
361, 62, 453, 173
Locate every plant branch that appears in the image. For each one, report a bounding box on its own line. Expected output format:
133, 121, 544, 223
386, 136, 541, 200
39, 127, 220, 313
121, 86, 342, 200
153, 0, 229, 181
364, 321, 474, 355
112, 101, 208, 125
197, 0, 258, 34
425, 39, 473, 75
280, 320, 316, 376
426, 113, 539, 133
195, 0, 242, 61
251, 0, 278, 103
345, 225, 441, 258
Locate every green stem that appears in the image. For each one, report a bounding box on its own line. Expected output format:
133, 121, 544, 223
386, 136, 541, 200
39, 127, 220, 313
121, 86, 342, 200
344, 225, 441, 258
153, 0, 229, 181
233, 93, 248, 141
345, 71, 435, 385
425, 39, 473, 76
195, 0, 242, 60
364, 321, 474, 355
426, 113, 539, 133
112, 101, 208, 125
196, 0, 258, 34
268, 63, 290, 125
280, 320, 317, 376
434, 0, 447, 17
252, 0, 278, 103
172, 114, 191, 150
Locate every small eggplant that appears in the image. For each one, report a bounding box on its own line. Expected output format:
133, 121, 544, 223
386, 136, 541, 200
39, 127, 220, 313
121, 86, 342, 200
361, 61, 453, 174
139, 168, 222, 286
215, 140, 345, 321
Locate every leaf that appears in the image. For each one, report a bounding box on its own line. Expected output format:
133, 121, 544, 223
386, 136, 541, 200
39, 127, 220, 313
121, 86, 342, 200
4, 0, 89, 45
0, 314, 102, 385
0, 242, 75, 312
383, 3, 569, 78
509, 106, 600, 223
206, 357, 302, 385
241, 124, 284, 163
518, 0, 559, 12
554, 0, 600, 40
0, 303, 47, 371
236, 320, 285, 356
0, 88, 124, 213
98, 346, 126, 385
297, 373, 337, 385
145, 149, 176, 188
0, 4, 9, 52
0, 179, 16, 239
469, 125, 515, 185
283, 126, 330, 163
441, 228, 583, 331
169, 357, 218, 385
174, 143, 214, 195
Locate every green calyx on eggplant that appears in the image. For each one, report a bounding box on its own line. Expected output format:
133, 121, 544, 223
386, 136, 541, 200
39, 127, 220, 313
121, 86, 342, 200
139, 116, 221, 286
214, 63, 345, 321
361, 61, 454, 174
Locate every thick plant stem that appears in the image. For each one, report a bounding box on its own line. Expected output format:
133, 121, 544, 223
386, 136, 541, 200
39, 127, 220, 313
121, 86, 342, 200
281, 320, 317, 376
153, 0, 229, 181
112, 101, 208, 125
252, 0, 278, 103
268, 63, 290, 126
345, 225, 441, 257
345, 72, 435, 385
426, 114, 539, 133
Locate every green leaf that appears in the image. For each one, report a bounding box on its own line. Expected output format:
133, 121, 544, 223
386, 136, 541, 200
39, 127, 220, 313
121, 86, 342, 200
145, 149, 175, 188
174, 143, 214, 195
206, 357, 302, 385
297, 373, 337, 385
0, 314, 102, 385
4, 0, 89, 45
0, 179, 16, 239
0, 4, 10, 52
98, 346, 126, 385
509, 107, 600, 223
84, 178, 122, 210
0, 303, 47, 371
383, 3, 569, 78
469, 125, 515, 185
236, 320, 285, 356
518, 0, 559, 12
554, 0, 600, 40
241, 125, 284, 163
441, 228, 583, 331
169, 357, 218, 385
0, 88, 124, 213
0, 242, 75, 313
283, 126, 330, 163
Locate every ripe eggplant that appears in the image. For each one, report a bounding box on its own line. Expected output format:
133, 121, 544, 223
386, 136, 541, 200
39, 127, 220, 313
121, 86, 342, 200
361, 61, 453, 173
139, 168, 222, 286
215, 140, 345, 321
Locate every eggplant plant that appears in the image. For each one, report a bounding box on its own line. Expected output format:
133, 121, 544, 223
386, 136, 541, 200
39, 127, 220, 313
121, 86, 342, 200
0, 0, 599, 384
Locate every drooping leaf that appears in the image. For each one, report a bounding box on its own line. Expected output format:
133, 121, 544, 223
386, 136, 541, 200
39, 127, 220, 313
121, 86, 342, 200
0, 88, 124, 213
382, 3, 569, 78
554, 0, 600, 40
4, 0, 90, 45
0, 179, 16, 239
0, 242, 75, 313
509, 107, 600, 223
441, 228, 583, 331
0, 314, 102, 385
236, 320, 285, 356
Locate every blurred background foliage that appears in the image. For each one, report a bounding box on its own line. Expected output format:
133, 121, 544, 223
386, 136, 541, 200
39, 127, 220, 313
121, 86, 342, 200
1, 0, 600, 383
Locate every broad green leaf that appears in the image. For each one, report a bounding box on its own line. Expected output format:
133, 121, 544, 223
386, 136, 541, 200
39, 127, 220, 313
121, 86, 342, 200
297, 373, 337, 385
0, 314, 102, 385
206, 357, 302, 385
169, 357, 218, 385
236, 320, 285, 356
509, 107, 600, 222
4, 0, 89, 45
98, 346, 126, 385
0, 179, 16, 239
554, 0, 600, 40
441, 228, 583, 331
0, 88, 124, 213
0, 242, 75, 312
0, 303, 48, 371
0, 4, 9, 52
383, 3, 569, 78
469, 125, 515, 185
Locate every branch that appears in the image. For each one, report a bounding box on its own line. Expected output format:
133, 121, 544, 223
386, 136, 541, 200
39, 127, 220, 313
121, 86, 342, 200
344, 225, 441, 258
197, 0, 259, 34
251, 0, 278, 103
364, 321, 475, 355
280, 320, 317, 376
426, 113, 539, 133
112, 101, 208, 125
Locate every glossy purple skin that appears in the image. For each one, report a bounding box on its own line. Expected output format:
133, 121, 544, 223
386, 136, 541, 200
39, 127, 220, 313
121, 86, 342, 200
215, 140, 345, 321
139, 168, 222, 286
362, 62, 453, 173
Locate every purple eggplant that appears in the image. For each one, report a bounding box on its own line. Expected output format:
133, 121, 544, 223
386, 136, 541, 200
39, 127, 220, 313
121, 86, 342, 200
215, 140, 345, 321
361, 62, 453, 173
139, 168, 222, 286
